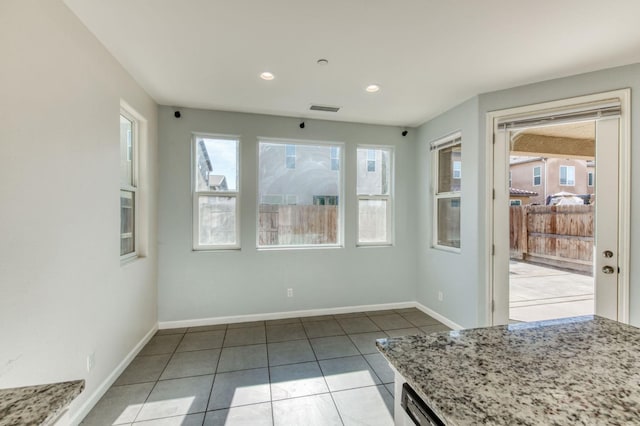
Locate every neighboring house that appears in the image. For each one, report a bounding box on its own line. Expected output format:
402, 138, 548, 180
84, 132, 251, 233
509, 157, 595, 205
258, 144, 388, 205
509, 188, 538, 205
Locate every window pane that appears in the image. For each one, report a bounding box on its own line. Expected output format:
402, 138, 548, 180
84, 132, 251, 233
437, 198, 460, 248
120, 190, 135, 256
120, 115, 134, 187
358, 199, 388, 243
258, 142, 340, 247
195, 138, 238, 192
198, 196, 237, 246
438, 144, 461, 193
357, 148, 391, 195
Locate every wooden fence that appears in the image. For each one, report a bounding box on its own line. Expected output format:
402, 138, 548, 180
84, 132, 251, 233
510, 205, 594, 273
259, 204, 338, 246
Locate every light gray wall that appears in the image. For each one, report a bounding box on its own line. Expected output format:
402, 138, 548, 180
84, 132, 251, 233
417, 63, 640, 328
157, 107, 418, 322
0, 0, 158, 421
415, 97, 481, 328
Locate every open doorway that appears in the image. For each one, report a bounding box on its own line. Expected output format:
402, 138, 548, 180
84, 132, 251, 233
488, 90, 630, 326
508, 121, 595, 322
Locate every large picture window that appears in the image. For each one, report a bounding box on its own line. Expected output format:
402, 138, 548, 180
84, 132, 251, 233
258, 140, 342, 247
432, 133, 461, 251
193, 135, 239, 249
357, 147, 393, 245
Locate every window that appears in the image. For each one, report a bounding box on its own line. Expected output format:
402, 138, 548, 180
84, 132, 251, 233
509, 171, 512, 187
560, 165, 575, 186
367, 149, 376, 172
120, 111, 137, 258
533, 166, 541, 186
357, 147, 393, 245
330, 146, 340, 171
258, 140, 342, 247
285, 144, 296, 169
432, 133, 461, 251
510, 199, 522, 206
193, 135, 239, 249
588, 171, 594, 187
453, 161, 461, 179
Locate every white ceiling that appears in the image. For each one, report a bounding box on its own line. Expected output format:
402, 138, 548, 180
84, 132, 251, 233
64, 0, 640, 127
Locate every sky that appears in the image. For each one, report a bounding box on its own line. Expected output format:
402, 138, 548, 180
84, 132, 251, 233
202, 138, 238, 191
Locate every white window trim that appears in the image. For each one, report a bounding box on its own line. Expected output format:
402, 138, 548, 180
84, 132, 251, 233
256, 137, 345, 250
120, 105, 140, 262
357, 145, 394, 247
192, 133, 241, 251
532, 166, 541, 186
559, 165, 576, 186
431, 132, 462, 253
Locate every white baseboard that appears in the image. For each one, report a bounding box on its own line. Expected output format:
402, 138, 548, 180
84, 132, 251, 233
68, 324, 158, 425
415, 303, 464, 330
158, 301, 416, 329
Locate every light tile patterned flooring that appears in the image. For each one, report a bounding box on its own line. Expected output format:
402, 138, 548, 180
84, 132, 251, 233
82, 308, 449, 425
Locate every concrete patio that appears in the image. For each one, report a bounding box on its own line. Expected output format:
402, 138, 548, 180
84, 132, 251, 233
509, 261, 594, 323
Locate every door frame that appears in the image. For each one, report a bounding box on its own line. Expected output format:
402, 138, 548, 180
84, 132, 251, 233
485, 89, 631, 325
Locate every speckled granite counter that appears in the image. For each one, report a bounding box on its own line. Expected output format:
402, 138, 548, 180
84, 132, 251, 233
0, 380, 84, 426
377, 315, 640, 425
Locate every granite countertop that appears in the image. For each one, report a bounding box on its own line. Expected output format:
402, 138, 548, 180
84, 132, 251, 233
377, 315, 640, 425
0, 380, 84, 426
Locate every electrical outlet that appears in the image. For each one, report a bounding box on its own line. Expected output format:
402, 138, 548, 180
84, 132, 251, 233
438, 291, 443, 302
287, 288, 293, 298
86, 352, 95, 372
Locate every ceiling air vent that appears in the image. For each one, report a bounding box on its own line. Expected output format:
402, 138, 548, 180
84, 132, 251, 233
310, 104, 340, 113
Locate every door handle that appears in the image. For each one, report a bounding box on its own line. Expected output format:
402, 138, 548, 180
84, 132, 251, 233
603, 250, 614, 258
602, 266, 615, 274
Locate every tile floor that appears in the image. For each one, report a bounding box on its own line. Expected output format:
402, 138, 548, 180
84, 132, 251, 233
81, 308, 450, 426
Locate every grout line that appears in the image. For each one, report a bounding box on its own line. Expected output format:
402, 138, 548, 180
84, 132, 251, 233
131, 332, 188, 423
307, 317, 347, 425
205, 326, 228, 415
263, 325, 275, 426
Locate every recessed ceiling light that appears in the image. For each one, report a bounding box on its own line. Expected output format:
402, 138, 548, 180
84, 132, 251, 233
317, 59, 329, 66
260, 72, 275, 81
365, 84, 380, 93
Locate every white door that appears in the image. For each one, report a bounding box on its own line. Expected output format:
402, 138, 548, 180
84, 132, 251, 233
490, 92, 629, 325
593, 117, 619, 320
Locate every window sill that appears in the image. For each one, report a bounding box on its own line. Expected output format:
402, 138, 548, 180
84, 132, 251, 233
120, 253, 144, 266
356, 243, 394, 248
193, 247, 241, 252
432, 245, 461, 254
257, 245, 344, 252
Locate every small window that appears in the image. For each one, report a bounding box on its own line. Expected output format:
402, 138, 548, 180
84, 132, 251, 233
357, 147, 393, 246
432, 133, 461, 251
285, 144, 296, 169
510, 199, 522, 206
120, 112, 137, 258
453, 161, 461, 179
560, 165, 575, 186
509, 171, 512, 187
533, 166, 541, 186
330, 146, 340, 171
367, 149, 376, 172
258, 140, 342, 248
193, 136, 239, 249
588, 171, 594, 187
